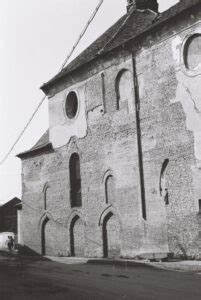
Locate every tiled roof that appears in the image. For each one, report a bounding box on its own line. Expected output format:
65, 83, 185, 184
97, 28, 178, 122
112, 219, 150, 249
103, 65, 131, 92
21, 0, 201, 157
17, 130, 52, 159
0, 197, 21, 210
41, 0, 201, 91
30, 130, 49, 151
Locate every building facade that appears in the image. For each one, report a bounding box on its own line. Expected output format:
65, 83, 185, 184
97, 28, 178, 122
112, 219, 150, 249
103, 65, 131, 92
18, 0, 201, 259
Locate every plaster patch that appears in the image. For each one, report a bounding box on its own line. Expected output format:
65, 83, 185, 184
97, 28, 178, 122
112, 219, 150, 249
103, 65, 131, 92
173, 73, 201, 160
172, 36, 182, 65
87, 105, 103, 121
49, 85, 88, 149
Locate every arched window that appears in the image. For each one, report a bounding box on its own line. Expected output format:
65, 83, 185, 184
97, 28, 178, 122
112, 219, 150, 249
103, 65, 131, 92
160, 159, 169, 205
43, 183, 49, 211
70, 215, 85, 257
115, 69, 134, 113
69, 153, 82, 207
105, 175, 115, 204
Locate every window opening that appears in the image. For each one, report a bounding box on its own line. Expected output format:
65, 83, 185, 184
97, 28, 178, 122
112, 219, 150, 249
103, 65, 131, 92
69, 153, 82, 207
65, 91, 78, 119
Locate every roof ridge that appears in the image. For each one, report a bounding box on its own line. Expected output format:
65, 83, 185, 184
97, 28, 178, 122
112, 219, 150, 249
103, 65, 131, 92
41, 12, 128, 90
98, 8, 134, 55
40, 0, 201, 91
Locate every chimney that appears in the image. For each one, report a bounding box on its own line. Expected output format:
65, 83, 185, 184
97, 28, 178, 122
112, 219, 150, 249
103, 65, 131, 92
127, 0, 159, 13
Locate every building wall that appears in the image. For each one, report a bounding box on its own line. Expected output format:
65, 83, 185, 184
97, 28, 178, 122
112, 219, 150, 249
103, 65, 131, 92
21, 6, 201, 258
21, 49, 169, 258
0, 199, 20, 234
132, 7, 201, 257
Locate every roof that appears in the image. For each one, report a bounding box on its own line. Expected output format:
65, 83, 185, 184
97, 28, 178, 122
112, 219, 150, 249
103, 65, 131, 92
0, 198, 21, 210
19, 0, 201, 158
17, 130, 53, 159
30, 130, 49, 151
41, 0, 201, 91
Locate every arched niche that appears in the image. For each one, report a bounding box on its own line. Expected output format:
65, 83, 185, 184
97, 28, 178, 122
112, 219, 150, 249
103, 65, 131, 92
115, 69, 134, 113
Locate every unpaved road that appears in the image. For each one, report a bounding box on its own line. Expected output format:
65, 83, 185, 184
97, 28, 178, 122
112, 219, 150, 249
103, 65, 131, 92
0, 252, 201, 300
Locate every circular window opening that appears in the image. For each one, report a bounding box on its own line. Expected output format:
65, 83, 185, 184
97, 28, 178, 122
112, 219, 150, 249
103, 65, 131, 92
184, 34, 201, 71
65, 91, 78, 119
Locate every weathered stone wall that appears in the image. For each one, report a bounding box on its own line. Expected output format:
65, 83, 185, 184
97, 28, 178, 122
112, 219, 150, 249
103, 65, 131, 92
21, 49, 168, 257
132, 7, 201, 258
21, 5, 201, 258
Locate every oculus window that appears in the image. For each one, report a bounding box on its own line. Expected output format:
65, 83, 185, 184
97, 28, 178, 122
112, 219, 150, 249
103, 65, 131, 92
184, 34, 201, 71
65, 91, 78, 119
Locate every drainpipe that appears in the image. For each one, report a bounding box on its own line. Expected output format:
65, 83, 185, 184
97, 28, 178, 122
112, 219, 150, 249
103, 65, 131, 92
131, 52, 147, 220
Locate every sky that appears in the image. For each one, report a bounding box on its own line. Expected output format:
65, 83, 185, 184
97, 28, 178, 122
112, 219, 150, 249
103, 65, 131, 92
0, 0, 179, 204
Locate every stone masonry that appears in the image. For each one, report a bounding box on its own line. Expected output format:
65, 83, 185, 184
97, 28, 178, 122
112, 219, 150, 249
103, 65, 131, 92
18, 0, 201, 259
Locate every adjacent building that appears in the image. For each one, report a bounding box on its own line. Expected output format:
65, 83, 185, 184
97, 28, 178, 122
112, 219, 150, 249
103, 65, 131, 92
0, 197, 21, 234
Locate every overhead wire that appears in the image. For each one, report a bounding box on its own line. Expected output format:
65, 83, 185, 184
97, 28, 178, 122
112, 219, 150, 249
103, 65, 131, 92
0, 0, 104, 166
98, 6, 133, 55
60, 0, 104, 71
0, 95, 46, 166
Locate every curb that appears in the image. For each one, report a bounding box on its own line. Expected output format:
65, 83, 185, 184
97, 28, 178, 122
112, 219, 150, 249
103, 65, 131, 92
87, 259, 155, 269
87, 259, 201, 272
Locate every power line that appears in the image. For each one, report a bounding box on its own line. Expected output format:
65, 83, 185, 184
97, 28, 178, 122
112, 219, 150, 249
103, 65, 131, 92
0, 95, 46, 166
98, 7, 132, 55
0, 0, 104, 166
60, 0, 104, 71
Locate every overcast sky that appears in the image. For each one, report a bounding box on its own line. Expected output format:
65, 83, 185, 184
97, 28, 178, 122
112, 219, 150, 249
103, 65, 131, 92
0, 0, 178, 204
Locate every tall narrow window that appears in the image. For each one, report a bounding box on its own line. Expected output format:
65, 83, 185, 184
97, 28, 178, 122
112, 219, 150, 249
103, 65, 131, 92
43, 183, 49, 211
101, 73, 106, 113
69, 153, 82, 207
44, 188, 48, 211
105, 175, 115, 204
160, 159, 169, 205
199, 199, 201, 214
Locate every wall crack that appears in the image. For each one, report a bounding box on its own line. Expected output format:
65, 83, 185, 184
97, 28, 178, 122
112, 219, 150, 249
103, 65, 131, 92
182, 83, 201, 115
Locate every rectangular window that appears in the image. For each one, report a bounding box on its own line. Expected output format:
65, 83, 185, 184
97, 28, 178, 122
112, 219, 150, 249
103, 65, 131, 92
199, 199, 201, 213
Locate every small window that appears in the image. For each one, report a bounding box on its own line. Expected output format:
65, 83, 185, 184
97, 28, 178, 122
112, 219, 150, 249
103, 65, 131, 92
65, 91, 78, 119
105, 175, 115, 204
43, 183, 49, 211
184, 34, 201, 71
44, 187, 48, 210
160, 159, 169, 205
101, 73, 106, 113
199, 199, 201, 214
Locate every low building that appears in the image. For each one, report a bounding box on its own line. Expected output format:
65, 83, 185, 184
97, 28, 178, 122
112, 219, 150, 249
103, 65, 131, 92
0, 197, 21, 234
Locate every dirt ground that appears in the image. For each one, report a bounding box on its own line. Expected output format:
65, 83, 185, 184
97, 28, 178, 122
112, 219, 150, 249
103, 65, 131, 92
0, 251, 201, 300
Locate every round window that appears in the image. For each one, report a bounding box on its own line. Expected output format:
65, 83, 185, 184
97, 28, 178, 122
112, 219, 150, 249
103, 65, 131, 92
184, 34, 201, 71
65, 91, 78, 119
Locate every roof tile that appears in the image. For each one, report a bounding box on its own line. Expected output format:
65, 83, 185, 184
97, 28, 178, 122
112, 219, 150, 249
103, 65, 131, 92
41, 0, 201, 90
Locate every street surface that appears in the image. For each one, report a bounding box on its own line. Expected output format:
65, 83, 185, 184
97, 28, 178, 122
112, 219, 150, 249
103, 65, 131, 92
0, 251, 201, 300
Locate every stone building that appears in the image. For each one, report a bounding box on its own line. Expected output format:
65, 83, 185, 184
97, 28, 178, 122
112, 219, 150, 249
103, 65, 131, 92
18, 0, 201, 259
